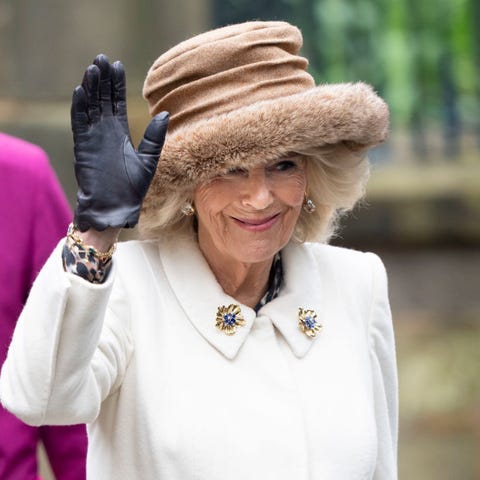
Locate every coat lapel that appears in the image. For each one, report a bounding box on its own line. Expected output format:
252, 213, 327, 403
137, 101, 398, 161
260, 241, 324, 358
158, 236, 256, 359
159, 237, 325, 359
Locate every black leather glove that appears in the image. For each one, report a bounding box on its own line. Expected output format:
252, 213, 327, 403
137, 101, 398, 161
71, 54, 169, 232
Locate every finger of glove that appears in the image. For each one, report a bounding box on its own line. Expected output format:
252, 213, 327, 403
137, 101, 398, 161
137, 112, 169, 157
81, 64, 101, 123
112, 61, 127, 116
111, 60, 130, 133
93, 54, 114, 117
71, 86, 90, 135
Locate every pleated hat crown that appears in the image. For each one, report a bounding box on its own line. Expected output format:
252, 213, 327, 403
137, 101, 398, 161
143, 21, 315, 132
141, 20, 389, 208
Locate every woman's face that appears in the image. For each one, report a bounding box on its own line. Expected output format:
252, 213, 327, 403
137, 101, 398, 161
194, 156, 307, 265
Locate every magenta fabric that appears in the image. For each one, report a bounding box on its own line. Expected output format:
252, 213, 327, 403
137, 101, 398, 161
0, 132, 87, 479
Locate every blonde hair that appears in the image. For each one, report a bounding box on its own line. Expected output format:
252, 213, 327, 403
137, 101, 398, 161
138, 144, 370, 244
294, 143, 370, 243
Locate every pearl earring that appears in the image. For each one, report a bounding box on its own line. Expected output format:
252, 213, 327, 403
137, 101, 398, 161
180, 202, 195, 216
303, 197, 316, 214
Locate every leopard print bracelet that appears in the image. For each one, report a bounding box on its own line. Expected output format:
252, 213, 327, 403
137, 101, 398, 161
62, 231, 114, 284
67, 223, 116, 262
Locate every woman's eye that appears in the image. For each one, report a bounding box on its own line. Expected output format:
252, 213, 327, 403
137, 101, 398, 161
273, 160, 296, 171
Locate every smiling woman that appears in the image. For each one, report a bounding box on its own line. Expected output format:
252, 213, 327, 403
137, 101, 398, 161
0, 21, 397, 480
194, 158, 307, 307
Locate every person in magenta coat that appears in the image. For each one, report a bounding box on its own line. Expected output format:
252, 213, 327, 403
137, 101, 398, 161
0, 132, 87, 479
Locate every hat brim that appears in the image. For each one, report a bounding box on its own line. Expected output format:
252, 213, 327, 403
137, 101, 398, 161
144, 81, 389, 202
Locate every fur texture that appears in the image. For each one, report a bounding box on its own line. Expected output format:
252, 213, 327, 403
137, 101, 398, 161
143, 82, 388, 210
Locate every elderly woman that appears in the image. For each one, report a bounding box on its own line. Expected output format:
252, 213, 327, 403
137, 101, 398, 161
0, 21, 397, 479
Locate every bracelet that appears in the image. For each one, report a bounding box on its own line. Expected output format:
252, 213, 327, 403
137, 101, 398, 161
62, 235, 113, 284
67, 223, 116, 262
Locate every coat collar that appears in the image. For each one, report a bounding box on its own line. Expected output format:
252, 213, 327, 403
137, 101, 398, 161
158, 236, 325, 359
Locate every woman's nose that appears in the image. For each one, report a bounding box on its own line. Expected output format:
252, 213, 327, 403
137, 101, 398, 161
240, 171, 273, 210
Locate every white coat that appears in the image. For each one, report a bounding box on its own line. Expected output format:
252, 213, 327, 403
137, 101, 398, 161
0, 235, 398, 479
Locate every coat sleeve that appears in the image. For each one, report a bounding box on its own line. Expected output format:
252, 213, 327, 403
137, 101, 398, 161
366, 253, 398, 480
0, 241, 134, 426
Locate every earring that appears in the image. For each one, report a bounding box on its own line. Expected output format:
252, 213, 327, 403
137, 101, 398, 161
180, 202, 195, 216
303, 197, 316, 214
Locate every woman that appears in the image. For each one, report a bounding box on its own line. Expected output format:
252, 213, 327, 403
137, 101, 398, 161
0, 21, 397, 479
0, 133, 87, 479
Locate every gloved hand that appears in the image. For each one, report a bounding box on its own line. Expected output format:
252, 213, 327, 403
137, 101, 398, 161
71, 54, 169, 232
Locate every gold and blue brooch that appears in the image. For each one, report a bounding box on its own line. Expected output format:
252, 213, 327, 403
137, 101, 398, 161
298, 307, 322, 338
215, 304, 245, 335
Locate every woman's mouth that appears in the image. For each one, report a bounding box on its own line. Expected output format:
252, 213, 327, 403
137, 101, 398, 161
231, 214, 280, 232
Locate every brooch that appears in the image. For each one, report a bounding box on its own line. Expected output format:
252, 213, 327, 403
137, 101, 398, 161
215, 304, 245, 335
298, 308, 322, 338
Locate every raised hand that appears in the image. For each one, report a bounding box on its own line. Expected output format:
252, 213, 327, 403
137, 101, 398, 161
71, 54, 169, 232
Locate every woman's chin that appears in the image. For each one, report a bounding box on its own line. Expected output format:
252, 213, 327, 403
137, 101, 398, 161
225, 238, 285, 265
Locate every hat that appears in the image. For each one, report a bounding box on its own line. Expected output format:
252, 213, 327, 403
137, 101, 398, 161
142, 21, 389, 201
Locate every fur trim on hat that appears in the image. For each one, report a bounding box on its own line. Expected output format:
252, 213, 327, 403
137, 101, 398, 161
143, 81, 389, 203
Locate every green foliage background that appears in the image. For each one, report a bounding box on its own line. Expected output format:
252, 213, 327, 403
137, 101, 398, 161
214, 0, 479, 137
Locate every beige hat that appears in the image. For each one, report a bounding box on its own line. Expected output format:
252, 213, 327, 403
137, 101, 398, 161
142, 20, 389, 200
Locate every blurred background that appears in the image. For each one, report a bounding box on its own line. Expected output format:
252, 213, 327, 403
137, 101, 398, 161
0, 0, 479, 478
